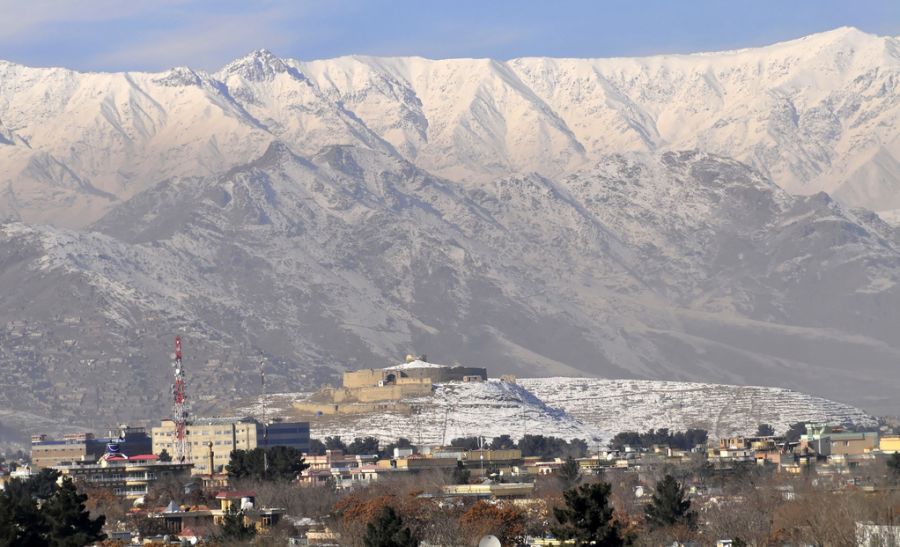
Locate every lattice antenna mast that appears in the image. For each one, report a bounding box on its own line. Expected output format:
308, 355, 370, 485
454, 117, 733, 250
260, 360, 268, 477
172, 336, 191, 463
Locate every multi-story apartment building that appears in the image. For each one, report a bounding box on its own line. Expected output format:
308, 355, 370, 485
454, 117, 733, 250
31, 426, 152, 469
54, 454, 193, 499
151, 417, 309, 475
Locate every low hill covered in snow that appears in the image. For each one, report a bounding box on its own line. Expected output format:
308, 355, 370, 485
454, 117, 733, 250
239, 377, 877, 446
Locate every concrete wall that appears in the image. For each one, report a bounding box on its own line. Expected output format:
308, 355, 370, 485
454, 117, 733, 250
293, 400, 413, 415
343, 366, 488, 389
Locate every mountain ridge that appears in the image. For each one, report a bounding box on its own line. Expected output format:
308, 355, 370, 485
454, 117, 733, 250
1, 29, 900, 433
1, 27, 899, 227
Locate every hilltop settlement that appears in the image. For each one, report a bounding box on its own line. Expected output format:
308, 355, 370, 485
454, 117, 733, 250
3, 355, 900, 546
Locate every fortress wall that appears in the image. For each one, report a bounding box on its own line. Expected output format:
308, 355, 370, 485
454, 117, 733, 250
344, 366, 488, 389
292, 400, 412, 415
429, 366, 488, 382
396, 377, 433, 386
353, 384, 433, 402
343, 369, 385, 388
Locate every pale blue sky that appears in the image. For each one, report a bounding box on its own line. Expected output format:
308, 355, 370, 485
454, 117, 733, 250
1, 0, 898, 71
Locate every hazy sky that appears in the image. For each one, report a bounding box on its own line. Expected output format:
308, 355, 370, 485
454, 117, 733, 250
1, 0, 899, 71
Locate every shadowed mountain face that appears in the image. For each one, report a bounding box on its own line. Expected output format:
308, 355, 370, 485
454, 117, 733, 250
1, 145, 899, 432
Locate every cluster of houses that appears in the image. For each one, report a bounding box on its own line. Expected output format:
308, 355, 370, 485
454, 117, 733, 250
5, 419, 899, 545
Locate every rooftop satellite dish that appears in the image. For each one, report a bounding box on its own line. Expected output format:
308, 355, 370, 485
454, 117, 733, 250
479, 535, 501, 547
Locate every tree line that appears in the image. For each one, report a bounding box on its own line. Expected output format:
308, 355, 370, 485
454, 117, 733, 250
0, 469, 105, 546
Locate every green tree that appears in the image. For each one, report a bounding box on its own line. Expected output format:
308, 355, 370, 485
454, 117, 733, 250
0, 481, 49, 546
785, 422, 807, 443
381, 438, 413, 458
363, 506, 417, 547
41, 478, 106, 547
489, 435, 516, 450
324, 436, 347, 452
644, 475, 696, 530
558, 456, 581, 488
267, 446, 309, 481
552, 482, 624, 546
887, 453, 900, 477
157, 448, 172, 462
226, 447, 308, 481
608, 431, 642, 451
308, 438, 327, 456
450, 461, 470, 485
22, 468, 61, 500
756, 424, 776, 437
217, 503, 256, 541
566, 439, 589, 458
347, 437, 380, 455
449, 437, 481, 451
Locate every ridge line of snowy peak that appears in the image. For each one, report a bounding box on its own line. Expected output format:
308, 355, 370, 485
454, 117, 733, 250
1, 25, 899, 229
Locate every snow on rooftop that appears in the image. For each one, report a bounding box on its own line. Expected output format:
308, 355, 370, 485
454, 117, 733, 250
385, 359, 448, 370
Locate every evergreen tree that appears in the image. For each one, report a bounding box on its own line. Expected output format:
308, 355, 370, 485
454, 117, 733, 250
22, 468, 61, 500
217, 503, 256, 541
267, 446, 309, 481
157, 448, 172, 462
41, 478, 106, 547
449, 437, 481, 451
450, 461, 470, 485
644, 475, 696, 530
785, 422, 807, 443
363, 506, 417, 547
308, 438, 327, 456
347, 437, 380, 455
756, 424, 776, 437
0, 482, 49, 546
381, 438, 413, 458
888, 453, 900, 477
489, 435, 516, 450
567, 438, 589, 458
552, 482, 624, 546
324, 436, 347, 452
226, 447, 308, 481
558, 456, 581, 488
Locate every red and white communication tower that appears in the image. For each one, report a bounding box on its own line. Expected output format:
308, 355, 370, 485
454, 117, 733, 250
171, 336, 191, 463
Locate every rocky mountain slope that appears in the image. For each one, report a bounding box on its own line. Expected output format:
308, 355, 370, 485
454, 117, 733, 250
2, 145, 899, 431
1, 29, 899, 434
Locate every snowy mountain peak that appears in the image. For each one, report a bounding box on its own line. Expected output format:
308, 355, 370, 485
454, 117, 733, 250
219, 48, 293, 81
153, 66, 203, 87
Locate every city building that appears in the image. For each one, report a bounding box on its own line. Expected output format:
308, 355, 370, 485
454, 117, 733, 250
53, 453, 193, 499
800, 424, 879, 457
157, 491, 285, 539
31, 426, 151, 469
878, 435, 900, 454
151, 416, 309, 475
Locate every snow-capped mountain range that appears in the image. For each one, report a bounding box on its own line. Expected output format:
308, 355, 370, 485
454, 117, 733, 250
0, 28, 899, 433
1, 27, 898, 227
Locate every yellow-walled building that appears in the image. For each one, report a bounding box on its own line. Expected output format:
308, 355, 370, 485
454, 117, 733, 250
880, 435, 900, 454
152, 416, 309, 475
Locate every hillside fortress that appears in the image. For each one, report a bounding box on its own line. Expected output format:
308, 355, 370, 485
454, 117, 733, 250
293, 357, 489, 415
